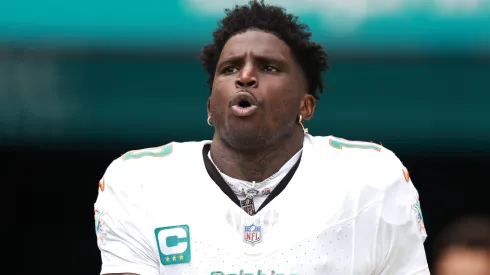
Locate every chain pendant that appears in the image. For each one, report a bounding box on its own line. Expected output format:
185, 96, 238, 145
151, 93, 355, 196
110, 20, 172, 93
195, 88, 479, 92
240, 197, 256, 216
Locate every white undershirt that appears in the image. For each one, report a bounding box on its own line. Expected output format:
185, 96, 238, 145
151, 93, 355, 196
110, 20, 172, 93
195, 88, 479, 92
208, 149, 302, 210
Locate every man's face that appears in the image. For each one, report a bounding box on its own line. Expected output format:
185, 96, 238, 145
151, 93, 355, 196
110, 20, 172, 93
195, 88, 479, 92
435, 247, 490, 275
208, 29, 313, 150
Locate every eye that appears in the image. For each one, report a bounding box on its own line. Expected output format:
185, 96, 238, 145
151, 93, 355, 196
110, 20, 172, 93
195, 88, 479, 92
263, 65, 278, 72
222, 66, 239, 74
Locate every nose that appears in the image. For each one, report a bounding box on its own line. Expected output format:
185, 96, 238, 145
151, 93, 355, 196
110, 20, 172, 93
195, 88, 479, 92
235, 65, 257, 89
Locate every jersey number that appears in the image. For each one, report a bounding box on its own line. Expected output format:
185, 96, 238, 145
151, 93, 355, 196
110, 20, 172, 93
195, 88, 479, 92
122, 143, 173, 160
329, 138, 381, 152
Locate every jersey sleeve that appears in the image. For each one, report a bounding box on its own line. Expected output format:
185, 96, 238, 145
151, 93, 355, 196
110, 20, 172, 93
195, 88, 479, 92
94, 158, 160, 275
373, 153, 430, 275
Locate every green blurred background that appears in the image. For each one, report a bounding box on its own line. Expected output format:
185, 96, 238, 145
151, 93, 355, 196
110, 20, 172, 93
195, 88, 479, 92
2, 0, 489, 152
2, 55, 490, 152
5, 1, 489, 274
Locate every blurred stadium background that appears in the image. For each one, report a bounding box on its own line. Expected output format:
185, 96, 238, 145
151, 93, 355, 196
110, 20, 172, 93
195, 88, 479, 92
5, 0, 489, 274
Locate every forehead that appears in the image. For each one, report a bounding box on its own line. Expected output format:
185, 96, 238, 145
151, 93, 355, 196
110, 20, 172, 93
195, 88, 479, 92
219, 29, 293, 62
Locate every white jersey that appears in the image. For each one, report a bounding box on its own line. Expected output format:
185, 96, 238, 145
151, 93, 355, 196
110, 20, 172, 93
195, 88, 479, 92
94, 134, 429, 275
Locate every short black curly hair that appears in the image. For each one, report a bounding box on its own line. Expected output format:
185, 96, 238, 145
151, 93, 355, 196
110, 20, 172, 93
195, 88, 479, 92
199, 0, 329, 99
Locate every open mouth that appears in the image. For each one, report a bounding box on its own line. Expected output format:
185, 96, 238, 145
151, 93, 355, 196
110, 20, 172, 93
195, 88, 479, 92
229, 91, 258, 117
238, 100, 252, 108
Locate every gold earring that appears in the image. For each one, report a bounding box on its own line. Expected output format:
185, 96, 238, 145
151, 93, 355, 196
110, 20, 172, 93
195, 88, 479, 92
298, 115, 308, 134
207, 116, 213, 126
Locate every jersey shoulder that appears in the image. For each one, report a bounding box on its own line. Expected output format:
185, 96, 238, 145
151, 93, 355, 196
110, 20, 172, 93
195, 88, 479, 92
119, 140, 206, 166
120, 140, 206, 161
309, 135, 410, 190
99, 140, 208, 192
309, 135, 400, 163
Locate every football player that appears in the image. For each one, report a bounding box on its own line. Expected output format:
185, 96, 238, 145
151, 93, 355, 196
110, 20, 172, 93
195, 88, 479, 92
94, 1, 430, 274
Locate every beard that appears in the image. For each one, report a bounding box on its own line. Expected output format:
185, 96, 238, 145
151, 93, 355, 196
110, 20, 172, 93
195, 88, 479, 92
216, 115, 297, 152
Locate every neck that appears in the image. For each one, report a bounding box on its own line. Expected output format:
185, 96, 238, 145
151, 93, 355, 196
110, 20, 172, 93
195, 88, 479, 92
210, 129, 305, 182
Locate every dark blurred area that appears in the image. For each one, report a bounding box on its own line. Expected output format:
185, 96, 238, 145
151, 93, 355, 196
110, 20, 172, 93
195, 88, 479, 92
432, 215, 490, 275
5, 1, 490, 274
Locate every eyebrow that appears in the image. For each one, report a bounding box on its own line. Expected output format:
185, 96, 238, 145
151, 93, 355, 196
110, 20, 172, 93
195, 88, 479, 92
218, 53, 288, 68
217, 55, 244, 67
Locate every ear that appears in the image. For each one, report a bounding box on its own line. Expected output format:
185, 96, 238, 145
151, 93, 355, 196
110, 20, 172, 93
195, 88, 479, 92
207, 97, 211, 118
299, 94, 316, 120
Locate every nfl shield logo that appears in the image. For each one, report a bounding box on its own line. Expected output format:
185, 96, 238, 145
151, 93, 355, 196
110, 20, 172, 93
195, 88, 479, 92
244, 224, 262, 246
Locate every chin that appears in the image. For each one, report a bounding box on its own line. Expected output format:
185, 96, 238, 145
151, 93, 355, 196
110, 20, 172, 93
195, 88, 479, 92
220, 128, 272, 151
